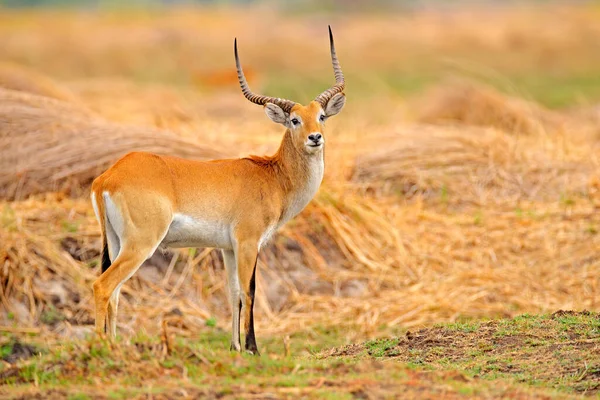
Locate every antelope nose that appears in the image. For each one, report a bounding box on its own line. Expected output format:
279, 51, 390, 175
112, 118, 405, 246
308, 133, 322, 142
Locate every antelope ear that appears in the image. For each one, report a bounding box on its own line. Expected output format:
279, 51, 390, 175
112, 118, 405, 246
324, 93, 346, 117
264, 103, 288, 126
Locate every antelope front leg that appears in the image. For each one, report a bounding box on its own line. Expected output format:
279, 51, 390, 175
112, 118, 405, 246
237, 241, 260, 355
222, 249, 242, 351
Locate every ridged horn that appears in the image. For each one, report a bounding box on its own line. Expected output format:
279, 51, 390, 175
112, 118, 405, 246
234, 38, 296, 113
314, 26, 345, 108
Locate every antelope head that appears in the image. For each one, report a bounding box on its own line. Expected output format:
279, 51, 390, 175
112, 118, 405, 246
235, 26, 346, 155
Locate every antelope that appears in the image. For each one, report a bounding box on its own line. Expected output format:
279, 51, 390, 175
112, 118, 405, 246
90, 27, 346, 354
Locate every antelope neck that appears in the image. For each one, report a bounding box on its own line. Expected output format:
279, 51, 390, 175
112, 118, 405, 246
271, 129, 324, 223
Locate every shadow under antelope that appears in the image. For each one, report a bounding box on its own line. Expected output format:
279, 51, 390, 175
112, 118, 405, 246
90, 26, 346, 355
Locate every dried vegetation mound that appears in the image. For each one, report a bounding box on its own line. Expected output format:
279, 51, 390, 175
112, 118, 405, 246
353, 125, 593, 205
0, 87, 224, 200
415, 80, 564, 135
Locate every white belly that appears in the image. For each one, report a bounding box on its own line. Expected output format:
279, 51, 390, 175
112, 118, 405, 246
160, 214, 233, 250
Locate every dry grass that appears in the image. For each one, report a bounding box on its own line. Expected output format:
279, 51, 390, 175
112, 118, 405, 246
413, 80, 565, 135
0, 62, 80, 103
0, 4, 600, 348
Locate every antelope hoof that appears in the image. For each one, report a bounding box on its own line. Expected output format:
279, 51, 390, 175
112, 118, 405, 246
245, 348, 260, 356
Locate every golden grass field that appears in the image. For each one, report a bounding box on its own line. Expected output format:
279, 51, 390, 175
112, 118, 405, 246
1, 2, 600, 398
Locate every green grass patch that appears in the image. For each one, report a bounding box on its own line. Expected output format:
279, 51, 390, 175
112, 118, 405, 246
2, 314, 598, 398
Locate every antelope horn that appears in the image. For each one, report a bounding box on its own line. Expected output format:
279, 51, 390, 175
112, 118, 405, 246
315, 26, 345, 108
234, 38, 296, 114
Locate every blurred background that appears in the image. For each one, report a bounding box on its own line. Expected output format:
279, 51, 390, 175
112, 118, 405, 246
0, 0, 599, 347
4, 0, 600, 109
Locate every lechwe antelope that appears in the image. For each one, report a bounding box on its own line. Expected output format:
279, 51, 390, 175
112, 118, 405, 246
90, 27, 345, 354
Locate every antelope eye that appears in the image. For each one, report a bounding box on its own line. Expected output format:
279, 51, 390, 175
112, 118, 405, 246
291, 118, 300, 126
319, 115, 326, 122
